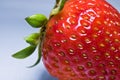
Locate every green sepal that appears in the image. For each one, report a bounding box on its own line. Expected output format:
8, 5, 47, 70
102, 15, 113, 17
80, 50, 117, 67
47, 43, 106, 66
12, 45, 36, 59
25, 14, 47, 28
27, 48, 41, 68
25, 33, 40, 46
50, 0, 67, 16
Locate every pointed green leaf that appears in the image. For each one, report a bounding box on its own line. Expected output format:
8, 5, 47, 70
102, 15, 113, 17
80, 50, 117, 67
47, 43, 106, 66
12, 46, 36, 59
27, 51, 41, 68
25, 14, 47, 28
27, 46, 42, 68
25, 33, 40, 46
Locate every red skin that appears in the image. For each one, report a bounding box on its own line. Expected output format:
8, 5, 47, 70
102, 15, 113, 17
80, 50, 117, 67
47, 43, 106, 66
42, 0, 120, 80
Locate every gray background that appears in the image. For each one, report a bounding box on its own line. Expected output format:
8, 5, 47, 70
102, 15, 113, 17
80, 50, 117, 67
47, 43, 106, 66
0, 0, 120, 80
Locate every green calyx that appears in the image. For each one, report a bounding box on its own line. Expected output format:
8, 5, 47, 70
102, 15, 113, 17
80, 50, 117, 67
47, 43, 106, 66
12, 46, 36, 59
12, 14, 46, 67
12, 0, 67, 67
50, 0, 67, 16
25, 33, 40, 46
25, 14, 47, 28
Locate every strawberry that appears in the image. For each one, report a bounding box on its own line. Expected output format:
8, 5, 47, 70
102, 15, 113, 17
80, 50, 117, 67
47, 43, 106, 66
42, 0, 120, 80
12, 0, 120, 80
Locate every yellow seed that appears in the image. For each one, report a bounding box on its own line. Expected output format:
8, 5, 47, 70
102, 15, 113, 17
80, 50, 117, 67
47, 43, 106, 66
110, 20, 113, 24
93, 34, 98, 38
87, 62, 93, 67
53, 57, 58, 62
104, 21, 108, 25
92, 47, 96, 51
111, 69, 117, 75
55, 43, 60, 47
115, 39, 119, 42
101, 70, 107, 74
78, 66, 84, 70
57, 70, 63, 74
71, 15, 76, 18
94, 55, 100, 60
115, 56, 120, 60
82, 22, 89, 27
71, 72, 76, 76
114, 14, 118, 17
81, 30, 86, 34
100, 43, 105, 47
96, 21, 101, 25
105, 38, 110, 42
65, 60, 69, 64
94, 27, 99, 31
82, 53, 88, 59
116, 22, 120, 26
84, 16, 89, 20
61, 39, 67, 43
111, 46, 115, 51
71, 21, 75, 24
92, 47, 95, 50
69, 49, 74, 53
104, 4, 109, 7
58, 51, 65, 56
85, 38, 91, 43
89, 70, 96, 76
99, 63, 105, 67
80, 8, 84, 10
53, 63, 59, 68
66, 67, 71, 71
99, 76, 105, 79
71, 35, 76, 39
104, 11, 107, 14
74, 58, 79, 63
105, 52, 110, 58
66, 25, 70, 29
106, 31, 110, 35
60, 17, 64, 20
109, 61, 114, 65
113, 31, 118, 34
83, 15, 89, 20
56, 30, 63, 33
78, 44, 83, 49
55, 21, 58, 24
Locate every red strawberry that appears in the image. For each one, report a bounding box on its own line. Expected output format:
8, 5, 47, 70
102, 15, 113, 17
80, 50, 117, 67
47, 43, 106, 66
42, 0, 120, 80
12, 0, 120, 80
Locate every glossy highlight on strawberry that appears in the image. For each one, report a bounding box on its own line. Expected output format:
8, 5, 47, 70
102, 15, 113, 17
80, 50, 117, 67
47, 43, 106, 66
42, 0, 120, 80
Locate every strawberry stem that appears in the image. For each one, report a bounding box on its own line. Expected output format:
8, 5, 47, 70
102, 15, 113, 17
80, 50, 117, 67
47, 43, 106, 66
50, 0, 67, 16
56, 0, 60, 4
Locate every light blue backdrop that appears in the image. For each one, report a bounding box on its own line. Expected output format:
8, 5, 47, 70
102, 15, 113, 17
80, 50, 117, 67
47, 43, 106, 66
0, 0, 120, 80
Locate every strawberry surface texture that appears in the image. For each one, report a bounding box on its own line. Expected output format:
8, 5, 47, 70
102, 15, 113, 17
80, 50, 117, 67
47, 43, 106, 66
42, 0, 120, 80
